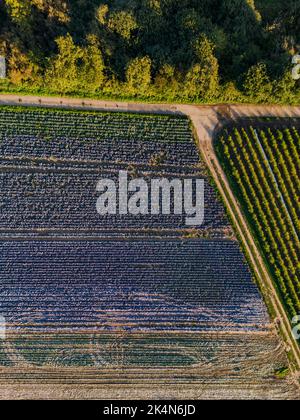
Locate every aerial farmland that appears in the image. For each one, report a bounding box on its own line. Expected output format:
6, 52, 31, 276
0, 104, 298, 400
0, 0, 299, 403
217, 120, 300, 320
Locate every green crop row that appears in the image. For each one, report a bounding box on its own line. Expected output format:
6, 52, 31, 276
217, 123, 300, 319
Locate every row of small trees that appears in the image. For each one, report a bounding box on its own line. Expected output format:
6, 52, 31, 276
258, 128, 300, 233
10, 32, 220, 101
5, 32, 296, 103
219, 127, 300, 318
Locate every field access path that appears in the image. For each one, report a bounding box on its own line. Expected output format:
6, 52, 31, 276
0, 94, 300, 381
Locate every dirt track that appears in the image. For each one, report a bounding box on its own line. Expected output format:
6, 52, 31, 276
0, 93, 299, 392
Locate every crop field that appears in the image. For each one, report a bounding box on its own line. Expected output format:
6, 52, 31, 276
0, 108, 201, 166
0, 107, 297, 399
0, 240, 269, 332
0, 170, 229, 233
0, 107, 228, 237
216, 120, 300, 320
0, 330, 297, 400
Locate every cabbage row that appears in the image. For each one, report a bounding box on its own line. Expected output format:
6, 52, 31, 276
0, 169, 228, 232
0, 107, 229, 234
0, 239, 268, 332
0, 108, 201, 167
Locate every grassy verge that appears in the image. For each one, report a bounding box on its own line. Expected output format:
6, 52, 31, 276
0, 80, 299, 106
0, 104, 188, 120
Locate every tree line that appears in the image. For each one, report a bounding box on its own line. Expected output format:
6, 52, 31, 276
0, 0, 299, 103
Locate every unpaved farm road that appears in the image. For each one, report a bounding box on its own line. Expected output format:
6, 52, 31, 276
0, 94, 300, 383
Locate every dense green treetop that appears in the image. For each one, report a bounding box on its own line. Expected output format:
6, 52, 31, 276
0, 0, 299, 103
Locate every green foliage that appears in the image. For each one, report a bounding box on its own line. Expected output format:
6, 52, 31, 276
126, 56, 152, 94
8, 43, 41, 85
45, 34, 81, 93
187, 35, 219, 99
154, 64, 178, 97
96, 4, 109, 25
107, 10, 138, 41
0, 0, 299, 103
246, 0, 262, 22
273, 70, 296, 103
45, 34, 105, 93
274, 366, 289, 379
243, 63, 272, 102
221, 82, 241, 102
81, 35, 106, 90
5, 0, 31, 23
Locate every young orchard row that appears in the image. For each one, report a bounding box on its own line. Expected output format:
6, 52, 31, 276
217, 124, 300, 318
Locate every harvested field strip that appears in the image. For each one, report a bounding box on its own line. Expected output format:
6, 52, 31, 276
0, 331, 297, 400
